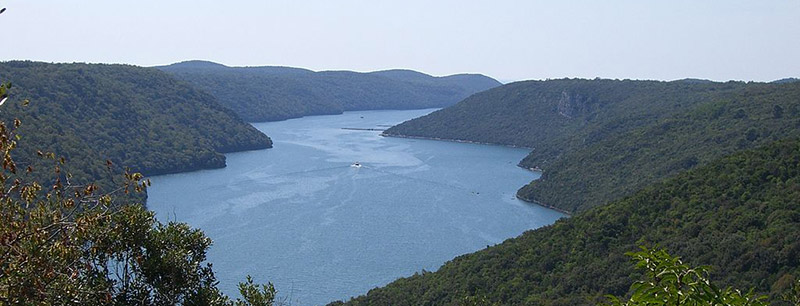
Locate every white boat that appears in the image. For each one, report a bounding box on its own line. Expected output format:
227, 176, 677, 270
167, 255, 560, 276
351, 162, 362, 168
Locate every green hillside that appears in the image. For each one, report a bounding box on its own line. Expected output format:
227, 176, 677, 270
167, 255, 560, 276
157, 61, 502, 122
0, 61, 271, 195
335, 139, 800, 305
520, 81, 800, 212
384, 79, 800, 212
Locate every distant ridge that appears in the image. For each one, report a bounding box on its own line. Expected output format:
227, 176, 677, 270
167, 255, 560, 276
369, 69, 437, 82
675, 78, 715, 83
157, 61, 502, 122
167, 60, 229, 69
166, 60, 314, 75
772, 77, 800, 84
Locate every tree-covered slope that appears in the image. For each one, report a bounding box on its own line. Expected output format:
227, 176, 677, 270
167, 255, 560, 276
385, 79, 749, 164
0, 61, 272, 185
157, 61, 502, 122
384, 79, 800, 212
519, 81, 800, 212
772, 77, 799, 84
336, 139, 800, 305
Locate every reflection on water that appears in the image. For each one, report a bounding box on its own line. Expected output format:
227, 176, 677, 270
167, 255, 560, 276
147, 109, 564, 305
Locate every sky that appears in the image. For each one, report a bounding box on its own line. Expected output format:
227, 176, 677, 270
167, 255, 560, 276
0, 0, 798, 82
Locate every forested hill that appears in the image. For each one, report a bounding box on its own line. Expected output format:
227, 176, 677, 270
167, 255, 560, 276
773, 77, 800, 84
384, 79, 800, 212
157, 60, 501, 122
335, 139, 800, 305
0, 61, 272, 188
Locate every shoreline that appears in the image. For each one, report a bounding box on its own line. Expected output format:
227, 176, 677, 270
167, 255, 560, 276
515, 194, 572, 216
511, 166, 571, 215
381, 133, 534, 150
384, 132, 570, 216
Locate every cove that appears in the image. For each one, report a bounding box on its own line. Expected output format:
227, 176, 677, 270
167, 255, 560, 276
146, 109, 565, 305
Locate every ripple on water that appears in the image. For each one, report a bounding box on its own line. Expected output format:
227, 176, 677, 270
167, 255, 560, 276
147, 109, 565, 305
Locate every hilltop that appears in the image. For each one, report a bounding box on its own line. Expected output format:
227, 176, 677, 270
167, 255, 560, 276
157, 61, 502, 122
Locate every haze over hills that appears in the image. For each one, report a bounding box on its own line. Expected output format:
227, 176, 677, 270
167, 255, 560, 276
384, 79, 800, 213
0, 61, 271, 199
773, 77, 800, 84
337, 139, 800, 305
157, 60, 502, 122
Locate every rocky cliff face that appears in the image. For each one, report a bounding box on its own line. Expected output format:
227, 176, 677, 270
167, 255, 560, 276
556, 90, 597, 119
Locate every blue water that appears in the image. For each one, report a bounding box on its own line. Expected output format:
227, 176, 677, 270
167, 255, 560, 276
147, 109, 565, 305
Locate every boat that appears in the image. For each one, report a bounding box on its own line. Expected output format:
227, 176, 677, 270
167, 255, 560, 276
351, 162, 362, 168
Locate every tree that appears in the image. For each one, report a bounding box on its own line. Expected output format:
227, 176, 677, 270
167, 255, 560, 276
234, 276, 276, 306
0, 87, 275, 304
605, 246, 767, 306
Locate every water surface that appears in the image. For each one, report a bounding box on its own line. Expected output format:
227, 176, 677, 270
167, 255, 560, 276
147, 109, 564, 305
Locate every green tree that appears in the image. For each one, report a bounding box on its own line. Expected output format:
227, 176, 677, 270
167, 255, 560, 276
605, 246, 766, 306
781, 279, 800, 305
0, 90, 275, 304
234, 276, 276, 306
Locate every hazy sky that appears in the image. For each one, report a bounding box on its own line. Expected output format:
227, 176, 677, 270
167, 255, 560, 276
0, 0, 798, 82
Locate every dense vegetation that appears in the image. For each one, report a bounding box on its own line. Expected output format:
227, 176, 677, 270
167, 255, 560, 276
157, 61, 502, 122
0, 61, 271, 197
0, 99, 276, 305
385, 79, 800, 212
520, 81, 800, 212
335, 139, 800, 305
606, 246, 779, 306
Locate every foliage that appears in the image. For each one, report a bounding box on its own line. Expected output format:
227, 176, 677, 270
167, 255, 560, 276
158, 61, 501, 122
0, 61, 272, 177
0, 61, 272, 205
386, 79, 743, 152
234, 276, 276, 306
0, 93, 275, 305
0, 105, 209, 304
384, 79, 800, 213
337, 139, 800, 305
605, 246, 766, 306
519, 80, 800, 213
781, 279, 800, 305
